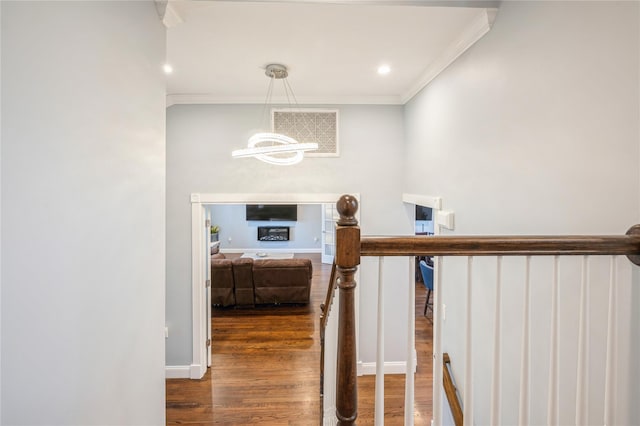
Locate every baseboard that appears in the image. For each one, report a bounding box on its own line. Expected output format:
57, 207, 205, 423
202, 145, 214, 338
165, 365, 191, 379
166, 364, 207, 379
190, 363, 207, 379
222, 248, 322, 254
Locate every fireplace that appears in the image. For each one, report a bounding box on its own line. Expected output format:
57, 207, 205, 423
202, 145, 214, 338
257, 226, 290, 241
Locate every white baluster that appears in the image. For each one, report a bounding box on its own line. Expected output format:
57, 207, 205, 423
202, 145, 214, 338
324, 291, 339, 425
463, 256, 474, 426
433, 257, 443, 426
547, 256, 559, 426
490, 256, 502, 425
603, 256, 617, 426
519, 256, 531, 426
575, 256, 589, 426
375, 257, 385, 426
404, 257, 415, 425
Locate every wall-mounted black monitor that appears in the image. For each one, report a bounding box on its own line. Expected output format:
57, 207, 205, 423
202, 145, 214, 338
246, 204, 297, 221
416, 205, 433, 221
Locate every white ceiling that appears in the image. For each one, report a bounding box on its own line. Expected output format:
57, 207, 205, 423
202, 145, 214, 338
164, 1, 497, 105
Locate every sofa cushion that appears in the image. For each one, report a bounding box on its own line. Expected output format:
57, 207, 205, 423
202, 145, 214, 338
232, 257, 255, 306
252, 258, 312, 305
211, 259, 235, 307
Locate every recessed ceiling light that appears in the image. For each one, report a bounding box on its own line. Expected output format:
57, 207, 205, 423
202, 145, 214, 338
377, 64, 391, 75
163, 64, 173, 74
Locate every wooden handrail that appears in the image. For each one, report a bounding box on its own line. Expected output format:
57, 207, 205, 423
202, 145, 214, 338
320, 261, 338, 333
361, 228, 640, 263
329, 194, 640, 425
443, 353, 463, 426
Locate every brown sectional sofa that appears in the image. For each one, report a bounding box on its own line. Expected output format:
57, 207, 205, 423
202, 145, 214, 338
210, 259, 235, 306
211, 256, 312, 307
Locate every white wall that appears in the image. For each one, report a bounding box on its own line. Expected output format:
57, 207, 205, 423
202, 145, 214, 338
207, 204, 322, 252
0, 3, 3, 419
1, 2, 166, 424
166, 104, 413, 368
404, 1, 639, 424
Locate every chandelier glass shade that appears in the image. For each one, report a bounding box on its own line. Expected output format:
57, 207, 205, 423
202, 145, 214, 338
231, 64, 318, 166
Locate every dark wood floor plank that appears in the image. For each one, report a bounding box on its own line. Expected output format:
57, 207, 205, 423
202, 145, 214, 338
166, 253, 433, 425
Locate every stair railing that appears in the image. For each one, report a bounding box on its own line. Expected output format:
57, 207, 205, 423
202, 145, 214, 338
328, 194, 640, 425
443, 353, 463, 426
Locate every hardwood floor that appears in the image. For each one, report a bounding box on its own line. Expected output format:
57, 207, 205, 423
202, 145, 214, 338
166, 254, 433, 425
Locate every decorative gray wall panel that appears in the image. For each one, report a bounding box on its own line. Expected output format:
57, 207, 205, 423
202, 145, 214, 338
273, 109, 339, 156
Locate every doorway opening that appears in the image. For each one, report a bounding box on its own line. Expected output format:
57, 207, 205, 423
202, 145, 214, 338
415, 204, 435, 320
402, 193, 443, 424
189, 193, 360, 379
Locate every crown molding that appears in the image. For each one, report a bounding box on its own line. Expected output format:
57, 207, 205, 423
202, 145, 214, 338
400, 7, 497, 104
166, 94, 404, 107
165, 6, 497, 107
161, 0, 184, 28
154, 0, 167, 20
208, 0, 500, 7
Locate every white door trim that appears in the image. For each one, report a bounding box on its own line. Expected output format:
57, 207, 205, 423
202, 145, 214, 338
190, 192, 360, 379
195, 193, 352, 204
321, 203, 337, 264
190, 202, 208, 378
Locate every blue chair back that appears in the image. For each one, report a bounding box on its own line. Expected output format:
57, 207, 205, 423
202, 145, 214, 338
419, 260, 434, 291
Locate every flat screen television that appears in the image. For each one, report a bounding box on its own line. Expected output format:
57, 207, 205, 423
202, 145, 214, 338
246, 204, 298, 221
416, 205, 432, 221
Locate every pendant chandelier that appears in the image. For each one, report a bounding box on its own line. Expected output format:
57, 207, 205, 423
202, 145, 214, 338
231, 64, 318, 166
